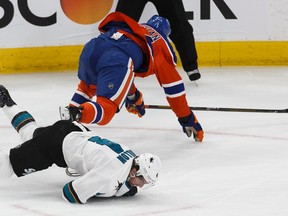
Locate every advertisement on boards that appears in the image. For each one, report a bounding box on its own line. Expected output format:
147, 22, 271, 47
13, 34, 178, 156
0, 0, 115, 47
1, 0, 286, 48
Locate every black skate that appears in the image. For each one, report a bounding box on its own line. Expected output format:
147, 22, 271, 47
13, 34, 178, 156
0, 85, 16, 108
59, 106, 83, 122
187, 69, 201, 81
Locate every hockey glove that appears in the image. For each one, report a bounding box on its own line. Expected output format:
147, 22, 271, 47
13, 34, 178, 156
125, 89, 145, 117
178, 113, 204, 142
59, 106, 83, 122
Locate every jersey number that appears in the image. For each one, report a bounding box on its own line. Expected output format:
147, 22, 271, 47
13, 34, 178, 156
88, 136, 136, 164
88, 136, 124, 154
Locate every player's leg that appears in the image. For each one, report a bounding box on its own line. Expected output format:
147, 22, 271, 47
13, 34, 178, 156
0, 121, 86, 178
59, 38, 102, 121
79, 52, 135, 125
115, 0, 147, 21
0, 85, 16, 108
0, 85, 37, 141
68, 40, 137, 125
62, 38, 138, 125
59, 80, 96, 121
9, 120, 87, 177
69, 80, 97, 107
0, 150, 14, 178
69, 38, 100, 107
152, 0, 201, 81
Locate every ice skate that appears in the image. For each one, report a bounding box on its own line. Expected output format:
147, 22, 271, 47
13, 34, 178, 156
59, 106, 83, 122
187, 69, 201, 81
0, 85, 16, 108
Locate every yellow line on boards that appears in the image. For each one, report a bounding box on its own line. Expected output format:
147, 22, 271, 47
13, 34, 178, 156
0, 45, 83, 74
194, 41, 288, 67
0, 41, 288, 74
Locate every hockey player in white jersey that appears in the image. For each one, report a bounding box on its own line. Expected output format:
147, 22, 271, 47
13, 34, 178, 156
0, 85, 161, 204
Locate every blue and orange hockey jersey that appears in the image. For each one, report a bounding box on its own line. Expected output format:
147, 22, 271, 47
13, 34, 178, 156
98, 12, 192, 119
69, 12, 196, 129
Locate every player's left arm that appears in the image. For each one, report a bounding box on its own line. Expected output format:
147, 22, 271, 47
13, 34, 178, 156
155, 61, 204, 142
62, 169, 111, 204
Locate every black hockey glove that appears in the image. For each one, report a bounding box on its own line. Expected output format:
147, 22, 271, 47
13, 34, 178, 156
122, 186, 138, 197
178, 112, 204, 142
125, 89, 145, 117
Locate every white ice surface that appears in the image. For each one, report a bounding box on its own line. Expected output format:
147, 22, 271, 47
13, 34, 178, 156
0, 67, 288, 216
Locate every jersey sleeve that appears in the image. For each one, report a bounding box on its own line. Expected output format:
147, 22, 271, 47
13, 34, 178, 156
62, 168, 130, 204
156, 63, 191, 118
62, 162, 132, 204
153, 41, 191, 118
62, 169, 109, 204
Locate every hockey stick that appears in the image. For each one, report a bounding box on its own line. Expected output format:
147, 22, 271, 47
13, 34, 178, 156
144, 105, 288, 113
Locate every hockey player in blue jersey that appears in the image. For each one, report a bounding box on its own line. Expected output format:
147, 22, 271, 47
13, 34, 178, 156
0, 85, 161, 204
62, 12, 204, 142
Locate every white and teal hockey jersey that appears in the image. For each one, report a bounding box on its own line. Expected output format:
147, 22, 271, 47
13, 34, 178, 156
62, 131, 136, 203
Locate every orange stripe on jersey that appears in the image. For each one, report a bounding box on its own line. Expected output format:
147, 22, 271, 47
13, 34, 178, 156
110, 58, 134, 108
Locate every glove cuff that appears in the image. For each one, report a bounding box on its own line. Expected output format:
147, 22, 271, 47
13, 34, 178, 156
127, 89, 141, 104
178, 113, 193, 124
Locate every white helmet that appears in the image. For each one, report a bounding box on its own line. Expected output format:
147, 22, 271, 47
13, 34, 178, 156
134, 153, 161, 186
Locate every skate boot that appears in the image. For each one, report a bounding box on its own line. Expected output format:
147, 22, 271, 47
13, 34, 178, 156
0, 85, 16, 108
59, 106, 83, 122
187, 69, 201, 81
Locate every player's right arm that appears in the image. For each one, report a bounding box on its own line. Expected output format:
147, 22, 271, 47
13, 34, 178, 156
153, 42, 204, 142
62, 169, 113, 204
125, 83, 146, 117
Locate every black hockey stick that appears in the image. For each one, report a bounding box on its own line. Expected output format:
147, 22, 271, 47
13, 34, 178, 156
144, 105, 288, 113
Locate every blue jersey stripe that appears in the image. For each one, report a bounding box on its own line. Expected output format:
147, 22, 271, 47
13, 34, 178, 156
92, 102, 103, 123
163, 82, 185, 96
